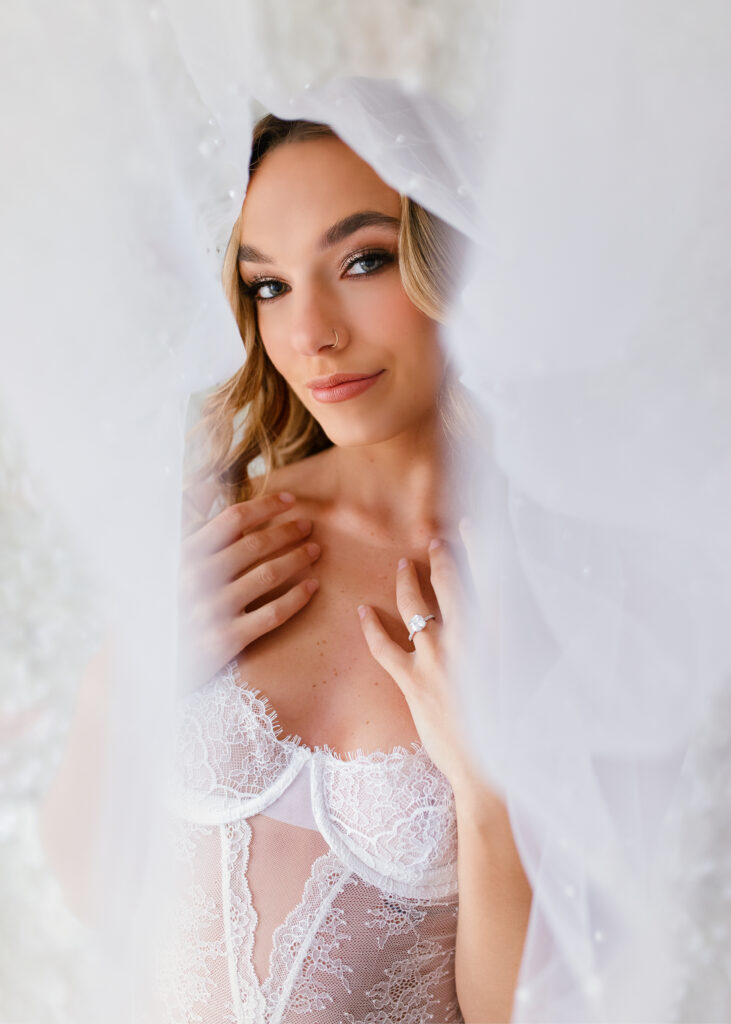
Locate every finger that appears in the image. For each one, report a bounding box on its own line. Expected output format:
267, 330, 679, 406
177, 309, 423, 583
394, 558, 438, 647
207, 517, 312, 584
224, 540, 321, 612
238, 577, 320, 646
183, 491, 296, 559
427, 537, 463, 627
357, 605, 411, 684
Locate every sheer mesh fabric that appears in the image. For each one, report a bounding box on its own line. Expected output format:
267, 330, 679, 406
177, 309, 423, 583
152, 662, 462, 1023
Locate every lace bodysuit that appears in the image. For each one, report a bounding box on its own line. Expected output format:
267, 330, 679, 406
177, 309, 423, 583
157, 660, 462, 1024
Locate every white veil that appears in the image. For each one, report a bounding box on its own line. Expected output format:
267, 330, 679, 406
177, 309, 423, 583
1, 1, 730, 1021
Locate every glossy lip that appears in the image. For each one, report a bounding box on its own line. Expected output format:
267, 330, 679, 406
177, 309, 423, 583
307, 369, 385, 404
306, 370, 383, 390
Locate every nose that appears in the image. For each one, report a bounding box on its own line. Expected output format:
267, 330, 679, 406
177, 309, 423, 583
288, 284, 347, 356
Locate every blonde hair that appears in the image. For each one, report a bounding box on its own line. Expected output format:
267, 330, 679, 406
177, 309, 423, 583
193, 114, 474, 506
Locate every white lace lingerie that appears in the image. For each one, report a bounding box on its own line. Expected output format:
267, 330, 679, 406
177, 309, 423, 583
151, 661, 463, 1023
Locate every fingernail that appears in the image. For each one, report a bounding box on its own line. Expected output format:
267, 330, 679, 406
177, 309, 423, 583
357, 604, 367, 619
306, 578, 319, 594
397, 557, 409, 570
279, 491, 295, 503
428, 537, 443, 550
306, 542, 320, 558
296, 518, 311, 533
458, 517, 472, 532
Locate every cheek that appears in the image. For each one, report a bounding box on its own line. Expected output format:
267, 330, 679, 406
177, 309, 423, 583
256, 319, 296, 379
353, 276, 440, 356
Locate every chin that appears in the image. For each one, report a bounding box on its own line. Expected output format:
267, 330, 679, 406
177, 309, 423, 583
312, 408, 430, 449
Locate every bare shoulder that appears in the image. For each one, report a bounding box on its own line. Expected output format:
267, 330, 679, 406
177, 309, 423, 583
183, 448, 337, 532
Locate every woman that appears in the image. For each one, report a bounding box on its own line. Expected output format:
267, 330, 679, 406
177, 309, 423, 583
170, 115, 532, 1023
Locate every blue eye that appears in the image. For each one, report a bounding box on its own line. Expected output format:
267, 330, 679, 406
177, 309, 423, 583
244, 278, 289, 303
344, 250, 394, 276
257, 280, 286, 300
341, 249, 393, 278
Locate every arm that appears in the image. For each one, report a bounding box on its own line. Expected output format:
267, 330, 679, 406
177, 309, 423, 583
358, 534, 532, 1023
452, 772, 532, 1023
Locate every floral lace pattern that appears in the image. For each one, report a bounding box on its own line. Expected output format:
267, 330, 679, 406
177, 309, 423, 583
365, 899, 428, 951
175, 671, 296, 805
157, 665, 463, 1023
261, 852, 358, 1018
318, 749, 458, 897
343, 933, 458, 1024
155, 821, 233, 1024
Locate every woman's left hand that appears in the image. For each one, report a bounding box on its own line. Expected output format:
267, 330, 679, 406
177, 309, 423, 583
357, 528, 485, 792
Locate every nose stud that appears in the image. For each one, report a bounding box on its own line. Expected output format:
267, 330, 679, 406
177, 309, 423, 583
329, 328, 339, 349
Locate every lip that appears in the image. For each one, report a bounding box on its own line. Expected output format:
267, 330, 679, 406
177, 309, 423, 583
306, 369, 385, 404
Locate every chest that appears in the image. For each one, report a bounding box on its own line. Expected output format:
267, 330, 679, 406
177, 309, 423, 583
238, 520, 435, 755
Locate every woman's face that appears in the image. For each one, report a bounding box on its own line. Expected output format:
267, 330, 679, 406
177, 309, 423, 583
237, 136, 445, 448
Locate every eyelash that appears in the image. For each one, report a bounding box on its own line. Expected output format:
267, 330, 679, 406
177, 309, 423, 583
242, 248, 396, 304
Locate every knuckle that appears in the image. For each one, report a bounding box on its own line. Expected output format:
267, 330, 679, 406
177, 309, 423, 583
242, 530, 266, 558
257, 562, 279, 589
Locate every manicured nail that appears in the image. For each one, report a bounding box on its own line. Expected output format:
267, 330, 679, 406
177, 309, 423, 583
279, 491, 295, 503
397, 557, 409, 570
306, 578, 319, 594
357, 604, 368, 619
428, 537, 443, 551
306, 542, 320, 558
296, 518, 311, 533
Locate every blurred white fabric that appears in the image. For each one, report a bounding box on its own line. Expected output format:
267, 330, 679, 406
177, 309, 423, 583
1, 1, 730, 1021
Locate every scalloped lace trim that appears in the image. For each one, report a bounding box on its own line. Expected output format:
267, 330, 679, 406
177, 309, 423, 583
226, 658, 426, 764
222, 820, 266, 1022
175, 661, 458, 889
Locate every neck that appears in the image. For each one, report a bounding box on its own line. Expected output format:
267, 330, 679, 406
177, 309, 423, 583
326, 412, 456, 542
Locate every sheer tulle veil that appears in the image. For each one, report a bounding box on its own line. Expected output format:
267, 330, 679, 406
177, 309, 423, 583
1, 1, 730, 1021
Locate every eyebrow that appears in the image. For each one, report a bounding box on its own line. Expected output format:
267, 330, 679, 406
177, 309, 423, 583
237, 209, 400, 265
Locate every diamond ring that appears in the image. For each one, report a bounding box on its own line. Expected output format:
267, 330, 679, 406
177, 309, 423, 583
407, 613, 436, 642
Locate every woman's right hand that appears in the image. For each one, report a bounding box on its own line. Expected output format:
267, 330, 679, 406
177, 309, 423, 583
178, 490, 320, 694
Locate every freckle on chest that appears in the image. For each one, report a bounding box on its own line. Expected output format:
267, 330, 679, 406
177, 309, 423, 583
236, 533, 418, 749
